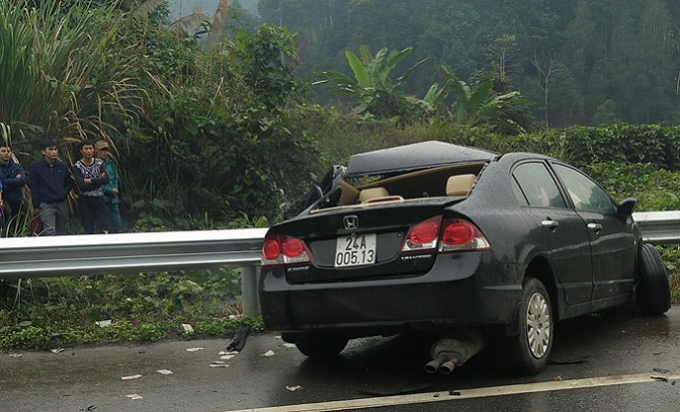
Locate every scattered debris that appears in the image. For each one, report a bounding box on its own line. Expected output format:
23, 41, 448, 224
283, 343, 296, 348
357, 385, 435, 397
653, 368, 671, 374
51, 348, 64, 354
274, 335, 282, 339
157, 369, 173, 375
186, 347, 205, 352
262, 350, 275, 357
286, 385, 302, 391
218, 351, 239, 356
209, 364, 230, 368
226, 325, 251, 352
448, 390, 461, 396
8, 353, 23, 358
181, 324, 194, 333
651, 375, 669, 382
548, 354, 592, 365
125, 394, 143, 400
212, 361, 227, 364
220, 355, 236, 360
95, 320, 112, 328
121, 374, 143, 381
80, 405, 97, 411
433, 393, 440, 398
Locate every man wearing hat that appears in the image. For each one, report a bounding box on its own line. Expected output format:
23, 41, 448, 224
96, 139, 121, 232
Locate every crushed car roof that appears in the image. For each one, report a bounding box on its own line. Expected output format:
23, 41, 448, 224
346, 140, 497, 177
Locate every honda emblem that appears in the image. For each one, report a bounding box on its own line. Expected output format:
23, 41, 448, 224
343, 215, 359, 230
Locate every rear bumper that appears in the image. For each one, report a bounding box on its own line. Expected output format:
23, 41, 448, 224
259, 252, 522, 337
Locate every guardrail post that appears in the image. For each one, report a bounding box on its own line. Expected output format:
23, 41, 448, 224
239, 266, 260, 317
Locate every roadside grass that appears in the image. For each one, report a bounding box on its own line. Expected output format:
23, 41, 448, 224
0, 270, 265, 350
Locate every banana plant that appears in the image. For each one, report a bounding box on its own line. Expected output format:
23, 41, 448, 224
444, 69, 531, 131
314, 45, 429, 118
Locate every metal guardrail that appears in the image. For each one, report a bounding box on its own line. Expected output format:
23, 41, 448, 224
0, 211, 677, 316
0, 228, 268, 317
632, 211, 680, 245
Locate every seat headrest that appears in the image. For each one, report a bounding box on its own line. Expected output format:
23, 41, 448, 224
359, 187, 390, 203
446, 174, 476, 196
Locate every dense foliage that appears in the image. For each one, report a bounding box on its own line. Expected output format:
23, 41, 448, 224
258, 0, 680, 128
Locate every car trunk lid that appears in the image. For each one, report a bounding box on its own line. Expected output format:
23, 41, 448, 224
269, 198, 464, 283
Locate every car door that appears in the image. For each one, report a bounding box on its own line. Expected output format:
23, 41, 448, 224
551, 163, 637, 300
512, 161, 594, 305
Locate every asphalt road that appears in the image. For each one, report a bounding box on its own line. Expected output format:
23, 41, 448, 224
2, 304, 680, 412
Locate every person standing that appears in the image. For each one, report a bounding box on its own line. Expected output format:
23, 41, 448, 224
73, 139, 110, 234
29, 140, 74, 236
0, 144, 28, 233
95, 140, 121, 233
0, 177, 4, 234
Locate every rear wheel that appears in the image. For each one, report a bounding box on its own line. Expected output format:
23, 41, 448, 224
295, 334, 349, 358
505, 277, 553, 374
636, 243, 671, 316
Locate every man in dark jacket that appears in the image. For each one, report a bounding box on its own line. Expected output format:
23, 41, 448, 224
30, 140, 74, 235
0, 144, 28, 233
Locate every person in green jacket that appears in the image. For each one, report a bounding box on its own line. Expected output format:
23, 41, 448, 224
95, 140, 121, 232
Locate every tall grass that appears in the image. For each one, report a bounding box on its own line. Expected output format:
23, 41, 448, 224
0, 0, 142, 147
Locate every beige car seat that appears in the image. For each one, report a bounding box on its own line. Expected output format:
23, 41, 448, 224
446, 174, 476, 196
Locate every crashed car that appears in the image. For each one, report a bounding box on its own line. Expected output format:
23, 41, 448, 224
258, 141, 671, 374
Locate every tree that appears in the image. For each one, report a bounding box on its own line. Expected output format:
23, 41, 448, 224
532, 52, 560, 129
489, 35, 519, 77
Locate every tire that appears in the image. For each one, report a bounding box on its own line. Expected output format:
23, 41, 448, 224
635, 243, 671, 316
505, 277, 553, 375
295, 334, 349, 358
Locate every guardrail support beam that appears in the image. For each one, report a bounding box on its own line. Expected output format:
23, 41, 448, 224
239, 266, 260, 317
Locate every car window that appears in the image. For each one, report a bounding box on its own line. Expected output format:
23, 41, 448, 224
511, 177, 529, 206
512, 162, 566, 208
552, 164, 616, 213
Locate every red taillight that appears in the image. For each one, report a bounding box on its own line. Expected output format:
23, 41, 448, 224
282, 238, 304, 257
442, 221, 475, 245
439, 219, 490, 252
261, 235, 311, 266
402, 216, 442, 251
410, 221, 439, 244
263, 239, 280, 260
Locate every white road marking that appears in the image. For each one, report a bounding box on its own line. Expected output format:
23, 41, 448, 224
222, 371, 680, 412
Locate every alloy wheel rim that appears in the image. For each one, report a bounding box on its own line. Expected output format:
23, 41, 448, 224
526, 291, 551, 358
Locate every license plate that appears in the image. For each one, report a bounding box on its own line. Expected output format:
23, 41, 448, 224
334, 233, 377, 267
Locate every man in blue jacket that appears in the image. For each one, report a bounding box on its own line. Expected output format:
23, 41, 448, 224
29, 140, 74, 235
0, 143, 28, 232
95, 140, 121, 232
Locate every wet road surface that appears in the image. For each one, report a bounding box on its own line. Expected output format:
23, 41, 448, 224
2, 304, 679, 412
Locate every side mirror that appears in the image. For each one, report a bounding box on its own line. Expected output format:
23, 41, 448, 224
617, 197, 637, 216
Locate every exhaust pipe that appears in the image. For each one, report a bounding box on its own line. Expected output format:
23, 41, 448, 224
424, 329, 486, 374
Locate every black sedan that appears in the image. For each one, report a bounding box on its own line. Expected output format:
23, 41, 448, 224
259, 141, 671, 374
